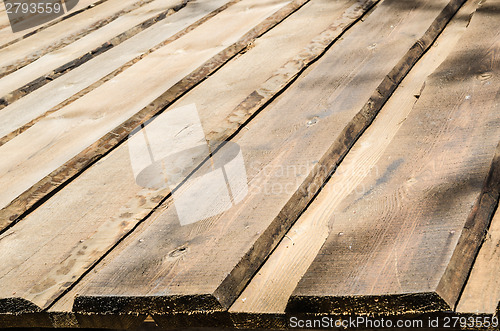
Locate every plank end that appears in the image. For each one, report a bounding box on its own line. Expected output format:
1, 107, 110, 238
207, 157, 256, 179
0, 297, 42, 314
153, 311, 234, 329
285, 292, 451, 315
73, 294, 225, 315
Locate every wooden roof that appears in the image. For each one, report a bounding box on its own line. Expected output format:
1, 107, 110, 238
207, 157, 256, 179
0, 0, 498, 328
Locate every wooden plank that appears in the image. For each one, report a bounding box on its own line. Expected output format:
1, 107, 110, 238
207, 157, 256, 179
67, 0, 457, 315
0, 0, 106, 49
0, 0, 233, 143
287, 0, 500, 315
0, 0, 295, 231
0, 0, 187, 106
230, 0, 481, 319
456, 179, 500, 314
1, 0, 371, 315
0, 0, 155, 77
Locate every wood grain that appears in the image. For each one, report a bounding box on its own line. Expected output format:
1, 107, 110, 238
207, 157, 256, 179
66, 0, 454, 315
0, 0, 321, 313
287, 0, 500, 314
0, 0, 106, 49
0, 0, 155, 77
0, 0, 234, 144
0, 0, 187, 107
0, 0, 295, 232
44, 0, 374, 317
230, 0, 480, 316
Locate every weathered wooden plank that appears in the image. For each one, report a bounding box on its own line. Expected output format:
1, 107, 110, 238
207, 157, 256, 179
0, 0, 156, 77
456, 167, 500, 315
0, 0, 233, 144
68, 0, 456, 315
8, 0, 372, 316
0, 0, 295, 232
0, 0, 187, 106
0, 0, 106, 49
230, 0, 481, 319
0, 0, 312, 313
287, 0, 500, 315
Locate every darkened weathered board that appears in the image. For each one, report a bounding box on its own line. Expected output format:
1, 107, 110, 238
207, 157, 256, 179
66, 0, 457, 316
43, 1, 377, 322
287, 0, 500, 314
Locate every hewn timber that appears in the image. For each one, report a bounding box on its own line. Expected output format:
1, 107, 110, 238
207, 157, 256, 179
0, 0, 234, 144
0, 0, 326, 313
0, 0, 106, 49
0, 0, 160, 77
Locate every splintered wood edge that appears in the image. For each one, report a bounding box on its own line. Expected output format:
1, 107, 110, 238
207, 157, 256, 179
0, 0, 239, 146
72, 294, 224, 315
218, 0, 466, 314
41, 0, 378, 319
72, 0, 464, 318
437, 142, 500, 308
0, 0, 166, 78
283, 143, 500, 316
0, 0, 310, 233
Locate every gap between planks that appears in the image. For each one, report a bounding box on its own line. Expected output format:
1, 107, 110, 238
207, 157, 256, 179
0, 0, 236, 145
0, 0, 107, 50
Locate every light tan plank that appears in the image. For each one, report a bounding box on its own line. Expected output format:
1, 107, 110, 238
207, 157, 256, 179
0, 0, 105, 48
0, 0, 299, 312
231, 0, 481, 316
287, 0, 500, 314
0, 0, 291, 230
0, 0, 232, 142
0, 0, 186, 102
0, 0, 154, 77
